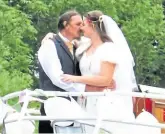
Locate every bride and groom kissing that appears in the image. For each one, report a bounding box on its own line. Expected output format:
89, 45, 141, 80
37, 9, 137, 133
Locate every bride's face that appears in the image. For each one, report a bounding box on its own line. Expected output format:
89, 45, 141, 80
80, 19, 94, 38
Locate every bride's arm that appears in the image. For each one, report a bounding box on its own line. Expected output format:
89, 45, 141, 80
62, 61, 116, 87
76, 62, 115, 86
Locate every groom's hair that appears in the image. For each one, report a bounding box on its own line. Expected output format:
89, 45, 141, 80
58, 10, 80, 31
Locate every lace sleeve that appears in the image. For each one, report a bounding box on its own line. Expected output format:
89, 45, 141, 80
100, 42, 120, 64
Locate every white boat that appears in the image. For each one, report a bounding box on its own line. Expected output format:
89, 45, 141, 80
0, 85, 164, 134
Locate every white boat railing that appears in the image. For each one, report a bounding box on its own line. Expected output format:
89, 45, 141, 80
1, 85, 165, 134
2, 85, 165, 102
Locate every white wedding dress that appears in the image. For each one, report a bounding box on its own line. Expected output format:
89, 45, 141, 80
79, 42, 136, 134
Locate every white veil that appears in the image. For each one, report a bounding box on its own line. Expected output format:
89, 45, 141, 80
101, 15, 138, 91
76, 14, 135, 67
101, 15, 135, 66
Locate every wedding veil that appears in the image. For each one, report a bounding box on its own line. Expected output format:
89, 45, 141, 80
101, 15, 135, 66
76, 14, 135, 68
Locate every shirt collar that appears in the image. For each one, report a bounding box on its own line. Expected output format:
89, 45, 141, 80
58, 32, 77, 47
58, 32, 70, 43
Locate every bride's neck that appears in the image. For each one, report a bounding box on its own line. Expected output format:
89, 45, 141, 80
90, 34, 103, 48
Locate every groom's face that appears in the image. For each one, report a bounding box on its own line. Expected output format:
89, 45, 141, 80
80, 19, 93, 38
66, 15, 83, 39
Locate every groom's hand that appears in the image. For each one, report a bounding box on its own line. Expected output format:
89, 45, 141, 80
85, 80, 116, 92
85, 85, 107, 92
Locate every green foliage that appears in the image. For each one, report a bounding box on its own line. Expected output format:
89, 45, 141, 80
113, 0, 165, 85
0, 0, 164, 132
0, 70, 33, 95
0, 0, 165, 97
0, 0, 37, 95
41, 0, 165, 86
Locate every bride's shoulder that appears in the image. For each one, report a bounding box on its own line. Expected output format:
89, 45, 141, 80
100, 42, 117, 49
104, 41, 114, 45
98, 42, 120, 55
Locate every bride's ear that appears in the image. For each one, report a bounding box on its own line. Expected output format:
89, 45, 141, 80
92, 23, 95, 29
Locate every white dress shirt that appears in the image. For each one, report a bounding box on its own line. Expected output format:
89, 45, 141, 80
58, 32, 69, 43
38, 33, 85, 92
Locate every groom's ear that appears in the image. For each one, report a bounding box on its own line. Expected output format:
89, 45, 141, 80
63, 21, 70, 30
63, 21, 67, 27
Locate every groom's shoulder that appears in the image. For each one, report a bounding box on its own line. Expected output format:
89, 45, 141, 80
53, 34, 65, 45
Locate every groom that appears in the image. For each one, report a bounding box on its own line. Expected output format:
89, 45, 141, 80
38, 10, 108, 133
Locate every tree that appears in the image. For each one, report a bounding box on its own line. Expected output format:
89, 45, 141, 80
42, 0, 165, 86
0, 0, 165, 96
0, 0, 37, 95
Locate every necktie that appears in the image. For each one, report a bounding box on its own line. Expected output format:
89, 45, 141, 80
66, 42, 73, 55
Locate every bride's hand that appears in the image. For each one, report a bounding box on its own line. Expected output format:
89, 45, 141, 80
73, 40, 79, 48
41, 32, 56, 45
61, 74, 78, 83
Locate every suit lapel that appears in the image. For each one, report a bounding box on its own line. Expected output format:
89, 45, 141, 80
55, 35, 74, 62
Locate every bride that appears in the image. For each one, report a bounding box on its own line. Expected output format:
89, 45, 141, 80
61, 10, 137, 133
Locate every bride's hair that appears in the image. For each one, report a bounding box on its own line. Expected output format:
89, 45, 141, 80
85, 10, 112, 43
